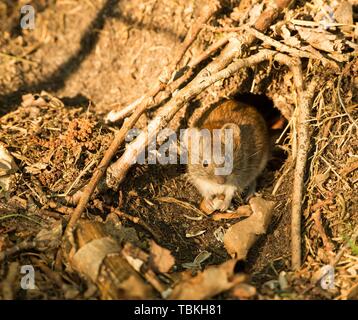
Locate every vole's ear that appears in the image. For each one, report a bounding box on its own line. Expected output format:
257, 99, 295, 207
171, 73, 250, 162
220, 123, 240, 144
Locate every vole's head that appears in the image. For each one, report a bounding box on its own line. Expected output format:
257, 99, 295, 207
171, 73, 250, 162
183, 123, 240, 184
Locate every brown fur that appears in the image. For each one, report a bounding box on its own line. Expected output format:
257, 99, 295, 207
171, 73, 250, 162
186, 99, 270, 211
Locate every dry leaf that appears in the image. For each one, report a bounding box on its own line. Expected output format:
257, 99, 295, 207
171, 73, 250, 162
182, 251, 212, 270
296, 26, 345, 53
149, 240, 175, 273
230, 283, 257, 299
0, 145, 18, 198
169, 259, 246, 299
35, 220, 62, 248
224, 197, 275, 259
71, 237, 121, 283
334, 1, 353, 33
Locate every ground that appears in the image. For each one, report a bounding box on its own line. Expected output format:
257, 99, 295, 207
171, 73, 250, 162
0, 0, 357, 300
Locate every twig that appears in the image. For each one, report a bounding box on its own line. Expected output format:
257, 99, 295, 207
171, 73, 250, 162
1, 262, 19, 300
137, 34, 233, 134
47, 201, 74, 215
156, 196, 207, 218
290, 67, 318, 269
337, 75, 358, 130
0, 240, 49, 263
0, 213, 42, 225
254, 0, 294, 31
311, 199, 333, 211
111, 208, 162, 242
153, 34, 232, 108
0, 52, 38, 66
272, 53, 319, 269
30, 257, 65, 289
121, 242, 168, 296
290, 77, 317, 270
312, 209, 335, 254
212, 206, 252, 221
244, 26, 339, 70
290, 19, 356, 28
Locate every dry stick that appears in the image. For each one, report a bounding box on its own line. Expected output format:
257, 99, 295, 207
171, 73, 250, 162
112, 208, 162, 242
153, 35, 232, 107
104, 1, 220, 123
106, 48, 276, 188
0, 240, 49, 263
270, 53, 318, 269
244, 26, 339, 70
30, 257, 65, 289
129, 35, 233, 138
1, 262, 19, 300
254, 0, 294, 32
64, 3, 219, 234
312, 209, 335, 253
290, 78, 319, 270
272, 57, 318, 270
276, 58, 309, 270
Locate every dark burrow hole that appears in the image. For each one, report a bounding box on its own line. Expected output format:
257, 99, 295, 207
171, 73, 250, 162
234, 93, 289, 175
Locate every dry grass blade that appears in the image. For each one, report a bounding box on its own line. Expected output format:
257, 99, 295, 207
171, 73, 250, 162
156, 196, 207, 218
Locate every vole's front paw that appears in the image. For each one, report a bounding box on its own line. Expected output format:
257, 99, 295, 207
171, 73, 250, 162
218, 199, 231, 212
212, 193, 231, 212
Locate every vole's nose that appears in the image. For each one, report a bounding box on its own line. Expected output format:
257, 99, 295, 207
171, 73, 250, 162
215, 175, 226, 184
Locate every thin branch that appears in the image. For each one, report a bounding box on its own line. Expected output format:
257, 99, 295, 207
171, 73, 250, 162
244, 26, 339, 70
277, 59, 317, 269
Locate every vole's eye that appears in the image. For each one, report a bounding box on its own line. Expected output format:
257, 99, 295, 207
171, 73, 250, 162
202, 160, 209, 168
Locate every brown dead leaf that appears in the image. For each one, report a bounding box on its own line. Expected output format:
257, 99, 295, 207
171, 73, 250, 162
295, 26, 346, 53
149, 240, 175, 273
169, 259, 247, 299
71, 237, 121, 283
334, 1, 353, 33
21, 93, 47, 107
35, 220, 62, 248
0, 144, 18, 198
230, 283, 257, 300
224, 197, 275, 259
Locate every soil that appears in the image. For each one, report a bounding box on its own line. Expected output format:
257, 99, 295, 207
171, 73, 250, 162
0, 0, 356, 300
